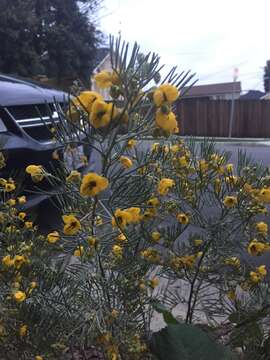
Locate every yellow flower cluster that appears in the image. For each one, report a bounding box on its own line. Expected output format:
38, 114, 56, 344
2, 254, 27, 269
250, 265, 267, 283
170, 254, 196, 270
25, 165, 45, 182
93, 70, 120, 89
153, 84, 179, 134
224, 256, 240, 268
47, 231, 60, 244
112, 207, 141, 228
69, 89, 121, 129
119, 156, 133, 169
157, 178, 175, 195
141, 248, 161, 263
247, 239, 270, 256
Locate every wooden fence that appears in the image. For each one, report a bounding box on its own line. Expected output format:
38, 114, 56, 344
176, 99, 270, 138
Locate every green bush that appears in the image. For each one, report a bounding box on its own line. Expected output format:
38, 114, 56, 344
1, 38, 270, 360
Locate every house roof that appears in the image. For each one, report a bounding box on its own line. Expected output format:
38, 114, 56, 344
93, 48, 110, 72
240, 90, 265, 100
183, 81, 241, 98
261, 93, 270, 100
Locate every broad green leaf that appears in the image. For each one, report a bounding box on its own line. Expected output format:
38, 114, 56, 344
151, 301, 179, 325
151, 324, 235, 360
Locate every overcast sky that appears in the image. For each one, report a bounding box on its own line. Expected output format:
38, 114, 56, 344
97, 0, 270, 92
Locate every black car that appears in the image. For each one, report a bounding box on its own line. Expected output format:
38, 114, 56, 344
0, 74, 75, 219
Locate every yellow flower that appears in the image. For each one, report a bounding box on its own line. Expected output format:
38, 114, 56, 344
147, 197, 160, 207
19, 324, 28, 337
143, 208, 157, 220
172, 255, 196, 269
125, 207, 141, 223
25, 221, 33, 229
89, 100, 118, 129
112, 244, 123, 258
171, 144, 180, 153
194, 239, 203, 246
248, 239, 265, 256
62, 215, 81, 235
177, 213, 189, 225
80, 172, 109, 197
119, 156, 133, 169
153, 84, 179, 106
258, 188, 270, 203
250, 265, 267, 283
223, 196, 237, 208
112, 209, 132, 228
214, 178, 221, 193
227, 290, 236, 301
6, 198, 16, 206
47, 231, 60, 244
88, 236, 97, 247
18, 212, 26, 221
95, 215, 103, 226
127, 139, 137, 148
4, 182, 16, 192
0, 211, 5, 224
151, 142, 160, 152
226, 163, 234, 172
250, 271, 261, 283
224, 257, 240, 267
155, 109, 178, 133
116, 233, 127, 242
111, 309, 119, 318
151, 231, 161, 242
17, 196, 26, 204
256, 222, 268, 236
35, 356, 44, 360
25, 165, 44, 182
13, 291, 26, 303
73, 91, 103, 112
198, 160, 208, 173
150, 277, 159, 288
141, 248, 160, 263
13, 282, 20, 289
66, 170, 81, 183
258, 264, 267, 276
178, 156, 189, 168
94, 70, 114, 89
0, 178, 6, 187
2, 255, 14, 267
225, 175, 238, 185
30, 281, 37, 289
14, 255, 26, 269
157, 178, 175, 196
73, 246, 84, 257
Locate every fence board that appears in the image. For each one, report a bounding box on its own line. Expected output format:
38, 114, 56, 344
176, 99, 270, 138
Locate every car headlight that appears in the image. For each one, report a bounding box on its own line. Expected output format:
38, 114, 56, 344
0, 118, 7, 133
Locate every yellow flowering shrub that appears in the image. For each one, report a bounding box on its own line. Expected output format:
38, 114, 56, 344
1, 37, 270, 359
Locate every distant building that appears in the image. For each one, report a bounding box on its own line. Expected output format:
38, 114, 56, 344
182, 81, 242, 100
261, 93, 270, 100
240, 90, 265, 100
